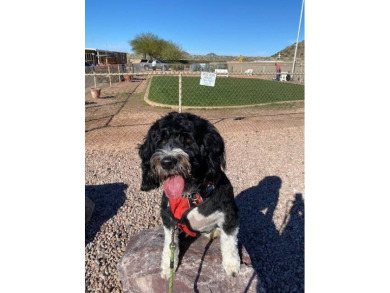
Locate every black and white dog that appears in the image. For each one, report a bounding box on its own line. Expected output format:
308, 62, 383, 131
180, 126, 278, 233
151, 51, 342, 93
138, 112, 240, 279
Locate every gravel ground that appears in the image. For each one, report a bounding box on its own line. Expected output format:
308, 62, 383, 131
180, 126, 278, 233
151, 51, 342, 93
85, 80, 304, 292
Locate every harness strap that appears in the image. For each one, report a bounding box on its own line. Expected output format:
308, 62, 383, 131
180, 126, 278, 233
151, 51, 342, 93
168, 183, 215, 237
169, 193, 203, 237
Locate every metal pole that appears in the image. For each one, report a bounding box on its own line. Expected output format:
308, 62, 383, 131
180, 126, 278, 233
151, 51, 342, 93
118, 64, 120, 83
292, 0, 304, 79
179, 72, 182, 113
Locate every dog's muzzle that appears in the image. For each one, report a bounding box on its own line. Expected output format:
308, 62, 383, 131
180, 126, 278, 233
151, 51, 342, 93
151, 147, 191, 181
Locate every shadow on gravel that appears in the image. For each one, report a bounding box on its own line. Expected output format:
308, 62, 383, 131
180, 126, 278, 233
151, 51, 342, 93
99, 96, 115, 99
85, 183, 128, 245
235, 176, 304, 292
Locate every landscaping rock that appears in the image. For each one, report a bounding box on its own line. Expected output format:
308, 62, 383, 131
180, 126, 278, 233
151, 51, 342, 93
118, 226, 261, 293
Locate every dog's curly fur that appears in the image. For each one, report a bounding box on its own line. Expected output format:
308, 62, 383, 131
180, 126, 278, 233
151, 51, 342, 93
139, 112, 240, 278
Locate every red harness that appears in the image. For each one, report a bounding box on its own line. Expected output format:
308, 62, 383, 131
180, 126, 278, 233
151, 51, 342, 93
168, 183, 214, 237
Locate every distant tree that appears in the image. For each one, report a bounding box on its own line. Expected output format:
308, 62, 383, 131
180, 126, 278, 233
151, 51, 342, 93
129, 32, 184, 61
161, 41, 184, 61
129, 32, 161, 59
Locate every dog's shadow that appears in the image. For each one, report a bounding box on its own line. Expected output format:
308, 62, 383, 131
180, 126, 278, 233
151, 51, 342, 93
85, 183, 128, 245
235, 176, 304, 292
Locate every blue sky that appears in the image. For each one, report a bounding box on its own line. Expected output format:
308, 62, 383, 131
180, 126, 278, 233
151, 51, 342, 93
85, 0, 304, 57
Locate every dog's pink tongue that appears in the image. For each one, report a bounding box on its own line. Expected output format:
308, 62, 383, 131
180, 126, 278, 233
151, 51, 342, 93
163, 175, 184, 200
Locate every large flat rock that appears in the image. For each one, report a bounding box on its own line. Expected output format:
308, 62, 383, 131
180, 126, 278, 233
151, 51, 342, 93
118, 227, 261, 292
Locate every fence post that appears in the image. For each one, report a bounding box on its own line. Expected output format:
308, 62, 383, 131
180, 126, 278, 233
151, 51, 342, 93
118, 64, 120, 83
179, 72, 182, 113
108, 65, 112, 87
93, 71, 97, 88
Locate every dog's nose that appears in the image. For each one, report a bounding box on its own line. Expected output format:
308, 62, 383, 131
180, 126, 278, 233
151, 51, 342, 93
161, 157, 177, 170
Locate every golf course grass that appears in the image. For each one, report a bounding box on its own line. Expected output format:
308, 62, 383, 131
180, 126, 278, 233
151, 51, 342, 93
148, 76, 304, 107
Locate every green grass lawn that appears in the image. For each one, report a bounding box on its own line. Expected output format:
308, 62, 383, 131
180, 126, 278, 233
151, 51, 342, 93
148, 76, 304, 106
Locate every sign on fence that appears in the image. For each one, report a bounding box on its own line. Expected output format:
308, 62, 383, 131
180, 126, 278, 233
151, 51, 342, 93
200, 72, 216, 87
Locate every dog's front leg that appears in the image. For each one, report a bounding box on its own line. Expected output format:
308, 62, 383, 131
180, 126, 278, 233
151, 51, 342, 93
161, 226, 179, 279
220, 226, 240, 277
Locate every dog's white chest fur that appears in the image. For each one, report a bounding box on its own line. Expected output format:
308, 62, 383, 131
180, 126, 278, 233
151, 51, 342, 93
186, 208, 224, 233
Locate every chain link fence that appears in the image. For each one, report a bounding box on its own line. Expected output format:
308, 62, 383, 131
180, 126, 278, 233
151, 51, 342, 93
85, 64, 134, 92
86, 61, 304, 88
85, 63, 304, 147
86, 62, 304, 105
132, 61, 304, 78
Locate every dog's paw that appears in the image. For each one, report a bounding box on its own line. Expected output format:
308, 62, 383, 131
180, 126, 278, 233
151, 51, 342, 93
160, 255, 171, 280
223, 258, 240, 277
160, 256, 178, 280
160, 266, 170, 280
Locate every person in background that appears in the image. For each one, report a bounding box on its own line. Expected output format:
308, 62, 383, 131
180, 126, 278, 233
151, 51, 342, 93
152, 59, 157, 71
275, 62, 281, 81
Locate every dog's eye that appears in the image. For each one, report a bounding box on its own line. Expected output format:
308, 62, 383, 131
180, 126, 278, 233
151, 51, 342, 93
161, 139, 167, 145
185, 137, 192, 144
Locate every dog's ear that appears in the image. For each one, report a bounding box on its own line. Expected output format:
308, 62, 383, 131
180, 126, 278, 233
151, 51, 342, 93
138, 130, 160, 191
200, 123, 226, 182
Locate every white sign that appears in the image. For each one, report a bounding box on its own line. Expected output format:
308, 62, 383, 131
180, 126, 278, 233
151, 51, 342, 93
200, 72, 216, 87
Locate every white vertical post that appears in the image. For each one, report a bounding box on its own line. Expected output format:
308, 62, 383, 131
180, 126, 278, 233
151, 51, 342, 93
179, 72, 182, 113
292, 0, 305, 79
108, 65, 112, 87
93, 72, 97, 88
118, 64, 120, 83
